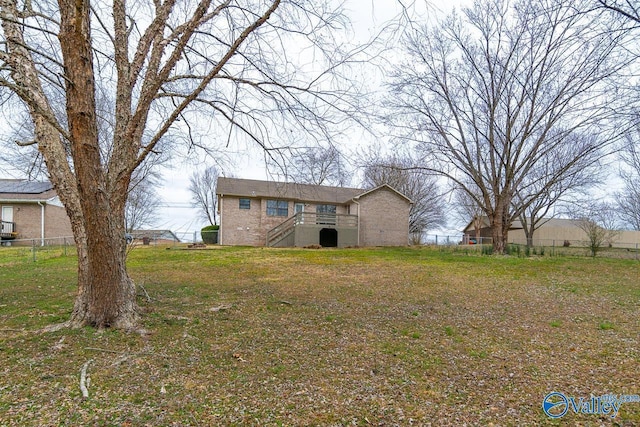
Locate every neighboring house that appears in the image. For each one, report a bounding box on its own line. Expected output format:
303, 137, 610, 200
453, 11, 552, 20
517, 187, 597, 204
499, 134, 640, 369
216, 177, 412, 247
462, 217, 640, 248
461, 216, 515, 244
0, 179, 73, 243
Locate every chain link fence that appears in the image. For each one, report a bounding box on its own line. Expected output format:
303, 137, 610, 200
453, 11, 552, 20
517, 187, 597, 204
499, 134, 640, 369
3, 232, 638, 261
0, 236, 76, 262
419, 234, 640, 260
507, 238, 640, 260
174, 231, 204, 244
0, 231, 202, 262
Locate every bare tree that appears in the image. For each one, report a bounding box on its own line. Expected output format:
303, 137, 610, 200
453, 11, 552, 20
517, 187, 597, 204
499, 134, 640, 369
0, 0, 365, 329
362, 153, 446, 241
596, 0, 640, 24
285, 145, 351, 187
189, 165, 220, 226
453, 184, 485, 243
125, 170, 162, 233
615, 129, 640, 230
615, 181, 640, 230
515, 133, 603, 247
571, 202, 620, 257
387, 0, 635, 254
0, 112, 48, 180
517, 195, 556, 248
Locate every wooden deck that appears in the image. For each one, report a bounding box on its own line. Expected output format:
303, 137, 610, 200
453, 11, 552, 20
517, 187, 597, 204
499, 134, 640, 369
0, 221, 16, 240
266, 212, 358, 247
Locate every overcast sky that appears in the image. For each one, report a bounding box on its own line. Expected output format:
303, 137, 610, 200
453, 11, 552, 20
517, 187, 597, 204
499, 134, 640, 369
157, 0, 471, 238
0, 0, 470, 238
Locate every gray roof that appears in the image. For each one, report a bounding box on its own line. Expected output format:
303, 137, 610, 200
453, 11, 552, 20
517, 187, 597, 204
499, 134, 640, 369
0, 179, 57, 201
217, 177, 364, 204
353, 184, 413, 204
130, 229, 180, 242
0, 179, 53, 194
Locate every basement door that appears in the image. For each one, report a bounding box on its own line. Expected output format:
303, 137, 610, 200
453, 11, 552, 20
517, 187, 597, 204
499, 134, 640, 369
319, 228, 338, 247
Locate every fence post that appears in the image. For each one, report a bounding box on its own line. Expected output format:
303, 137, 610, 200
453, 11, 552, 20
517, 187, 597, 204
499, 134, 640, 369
637, 243, 638, 261
552, 240, 555, 257
32, 239, 36, 262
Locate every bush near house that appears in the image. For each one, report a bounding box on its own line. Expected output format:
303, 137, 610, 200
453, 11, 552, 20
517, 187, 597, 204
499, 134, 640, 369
201, 224, 219, 244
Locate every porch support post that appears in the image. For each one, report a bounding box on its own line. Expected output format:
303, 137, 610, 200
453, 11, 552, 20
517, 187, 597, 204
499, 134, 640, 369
352, 199, 360, 247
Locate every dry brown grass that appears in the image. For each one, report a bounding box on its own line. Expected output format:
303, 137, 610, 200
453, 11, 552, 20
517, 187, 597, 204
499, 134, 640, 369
0, 246, 639, 425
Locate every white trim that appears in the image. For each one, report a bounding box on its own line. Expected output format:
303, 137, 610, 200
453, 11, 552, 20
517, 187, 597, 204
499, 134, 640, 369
48, 196, 64, 207
1, 206, 13, 234
0, 198, 49, 203
1, 205, 13, 221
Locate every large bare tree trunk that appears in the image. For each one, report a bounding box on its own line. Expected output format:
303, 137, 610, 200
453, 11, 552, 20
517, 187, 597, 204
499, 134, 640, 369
491, 217, 506, 254
524, 224, 534, 248
2, 0, 357, 330
490, 199, 510, 255
70, 225, 137, 329
57, 0, 137, 328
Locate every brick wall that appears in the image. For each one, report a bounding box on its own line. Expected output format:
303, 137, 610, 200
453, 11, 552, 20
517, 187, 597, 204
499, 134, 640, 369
220, 196, 297, 246
259, 200, 293, 245
219, 197, 354, 246
1, 202, 72, 240
44, 204, 73, 238
219, 189, 411, 247
356, 187, 411, 246
219, 196, 264, 246
9, 203, 40, 239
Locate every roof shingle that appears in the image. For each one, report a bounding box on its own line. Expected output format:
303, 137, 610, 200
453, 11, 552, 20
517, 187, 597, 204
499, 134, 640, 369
0, 179, 59, 202
0, 179, 53, 194
217, 177, 364, 204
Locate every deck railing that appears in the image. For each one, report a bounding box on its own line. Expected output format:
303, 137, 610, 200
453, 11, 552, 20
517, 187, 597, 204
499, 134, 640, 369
266, 212, 358, 246
293, 212, 358, 227
0, 220, 16, 238
266, 215, 298, 247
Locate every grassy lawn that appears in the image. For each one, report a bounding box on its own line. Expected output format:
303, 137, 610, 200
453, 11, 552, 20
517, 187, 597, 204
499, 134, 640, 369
0, 245, 639, 425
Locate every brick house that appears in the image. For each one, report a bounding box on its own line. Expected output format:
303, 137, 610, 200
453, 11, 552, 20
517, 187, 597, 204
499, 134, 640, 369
462, 216, 640, 248
216, 177, 412, 247
0, 179, 73, 244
